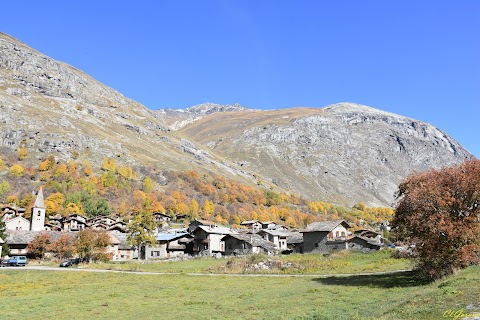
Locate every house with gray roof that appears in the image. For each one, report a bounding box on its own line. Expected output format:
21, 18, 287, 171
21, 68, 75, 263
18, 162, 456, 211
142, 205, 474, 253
221, 233, 277, 256
143, 232, 194, 259
286, 232, 304, 253
5, 230, 76, 256
193, 225, 235, 256
301, 220, 351, 254
257, 229, 289, 251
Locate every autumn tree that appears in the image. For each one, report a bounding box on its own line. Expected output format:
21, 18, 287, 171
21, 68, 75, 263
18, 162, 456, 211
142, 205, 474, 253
0, 180, 10, 202
50, 234, 75, 259
127, 198, 157, 259
8, 164, 24, 178
17, 147, 28, 160
393, 160, 480, 280
27, 232, 52, 259
75, 229, 111, 262
143, 176, 154, 192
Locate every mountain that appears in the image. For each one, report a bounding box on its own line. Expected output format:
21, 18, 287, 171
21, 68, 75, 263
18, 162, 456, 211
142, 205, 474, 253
0, 32, 472, 206
180, 103, 472, 206
154, 102, 250, 130
0, 32, 252, 183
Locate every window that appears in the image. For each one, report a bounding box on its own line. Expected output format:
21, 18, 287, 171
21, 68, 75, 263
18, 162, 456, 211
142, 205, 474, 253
336, 231, 340, 238
315, 243, 319, 248
37, 210, 41, 216
341, 231, 345, 237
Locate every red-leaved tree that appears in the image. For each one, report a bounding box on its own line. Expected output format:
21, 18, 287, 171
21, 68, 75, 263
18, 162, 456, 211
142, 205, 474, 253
393, 159, 480, 280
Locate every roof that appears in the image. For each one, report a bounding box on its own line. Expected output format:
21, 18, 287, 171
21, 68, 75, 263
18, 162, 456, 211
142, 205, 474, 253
286, 232, 303, 244
240, 220, 260, 225
354, 229, 382, 237
33, 186, 46, 209
222, 233, 277, 252
156, 232, 191, 242
108, 232, 121, 245
302, 220, 351, 233
348, 235, 382, 247
5, 216, 30, 224
257, 229, 289, 237
110, 232, 134, 250
0, 237, 4, 244
193, 218, 216, 226
195, 225, 234, 235
5, 230, 76, 245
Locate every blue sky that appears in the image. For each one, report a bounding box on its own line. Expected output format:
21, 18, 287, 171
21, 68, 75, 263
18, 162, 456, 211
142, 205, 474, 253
1, 1, 479, 157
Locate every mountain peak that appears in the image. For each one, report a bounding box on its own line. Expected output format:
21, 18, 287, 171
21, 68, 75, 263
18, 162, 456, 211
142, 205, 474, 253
187, 102, 249, 114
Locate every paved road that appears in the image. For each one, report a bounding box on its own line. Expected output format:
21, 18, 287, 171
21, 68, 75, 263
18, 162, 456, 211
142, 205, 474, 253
0, 265, 412, 277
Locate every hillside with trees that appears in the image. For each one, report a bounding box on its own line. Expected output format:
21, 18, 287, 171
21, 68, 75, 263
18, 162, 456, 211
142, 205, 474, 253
0, 148, 394, 229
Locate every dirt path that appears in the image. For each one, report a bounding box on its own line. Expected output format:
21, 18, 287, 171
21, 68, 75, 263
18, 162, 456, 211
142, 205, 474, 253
0, 265, 412, 277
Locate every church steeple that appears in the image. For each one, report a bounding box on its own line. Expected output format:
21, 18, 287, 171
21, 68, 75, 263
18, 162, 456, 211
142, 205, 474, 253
33, 186, 45, 209
31, 186, 46, 231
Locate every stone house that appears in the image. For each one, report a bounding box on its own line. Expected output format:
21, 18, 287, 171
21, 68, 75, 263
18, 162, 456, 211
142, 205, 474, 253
5, 230, 76, 256
188, 218, 216, 234
106, 233, 122, 260
222, 233, 277, 256
143, 232, 194, 259
153, 212, 172, 224
347, 235, 382, 251
193, 225, 234, 256
240, 220, 262, 230
348, 229, 384, 251
286, 232, 304, 253
111, 232, 136, 260
301, 220, 351, 254
256, 229, 289, 251
62, 214, 88, 232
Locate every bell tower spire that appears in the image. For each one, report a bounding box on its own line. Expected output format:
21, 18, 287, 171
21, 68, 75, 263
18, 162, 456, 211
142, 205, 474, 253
31, 186, 46, 231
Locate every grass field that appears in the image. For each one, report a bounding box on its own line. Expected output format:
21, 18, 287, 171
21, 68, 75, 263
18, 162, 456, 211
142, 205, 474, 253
1, 251, 479, 319
85, 250, 412, 275
1, 266, 479, 320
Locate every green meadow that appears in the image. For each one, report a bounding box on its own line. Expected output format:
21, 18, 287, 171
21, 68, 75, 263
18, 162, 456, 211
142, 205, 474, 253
86, 250, 411, 275
1, 252, 479, 319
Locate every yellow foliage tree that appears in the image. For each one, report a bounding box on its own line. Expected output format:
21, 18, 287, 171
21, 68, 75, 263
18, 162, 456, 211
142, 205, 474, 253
8, 164, 24, 178
6, 195, 19, 205
64, 202, 83, 216
143, 176, 154, 192
83, 160, 93, 176
17, 147, 27, 160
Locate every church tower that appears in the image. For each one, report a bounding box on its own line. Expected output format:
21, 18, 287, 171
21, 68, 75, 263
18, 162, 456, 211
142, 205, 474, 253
31, 186, 46, 231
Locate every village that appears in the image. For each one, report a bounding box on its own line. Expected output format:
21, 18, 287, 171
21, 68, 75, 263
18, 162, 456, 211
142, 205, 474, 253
0, 187, 390, 263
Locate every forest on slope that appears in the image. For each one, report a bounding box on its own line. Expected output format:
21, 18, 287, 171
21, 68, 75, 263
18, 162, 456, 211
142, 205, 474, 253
0, 147, 394, 229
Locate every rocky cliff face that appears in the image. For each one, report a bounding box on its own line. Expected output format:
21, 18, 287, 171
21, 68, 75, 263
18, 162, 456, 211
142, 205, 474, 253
180, 103, 472, 206
0, 32, 472, 206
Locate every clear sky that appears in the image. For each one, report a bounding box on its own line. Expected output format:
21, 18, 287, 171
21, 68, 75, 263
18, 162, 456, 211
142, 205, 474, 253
1, 1, 479, 157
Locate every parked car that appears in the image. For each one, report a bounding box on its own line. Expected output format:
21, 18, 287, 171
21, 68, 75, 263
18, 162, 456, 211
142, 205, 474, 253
59, 258, 81, 267
0, 258, 8, 267
7, 256, 27, 266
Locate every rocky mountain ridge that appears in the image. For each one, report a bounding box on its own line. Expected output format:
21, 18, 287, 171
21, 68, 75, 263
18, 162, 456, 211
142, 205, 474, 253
154, 102, 251, 130
0, 32, 473, 206
180, 103, 471, 206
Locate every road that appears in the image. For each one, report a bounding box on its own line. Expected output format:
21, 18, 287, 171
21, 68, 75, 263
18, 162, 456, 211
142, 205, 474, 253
0, 265, 412, 277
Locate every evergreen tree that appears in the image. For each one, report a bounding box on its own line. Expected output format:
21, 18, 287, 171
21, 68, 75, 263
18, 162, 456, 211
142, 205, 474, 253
0, 218, 10, 257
